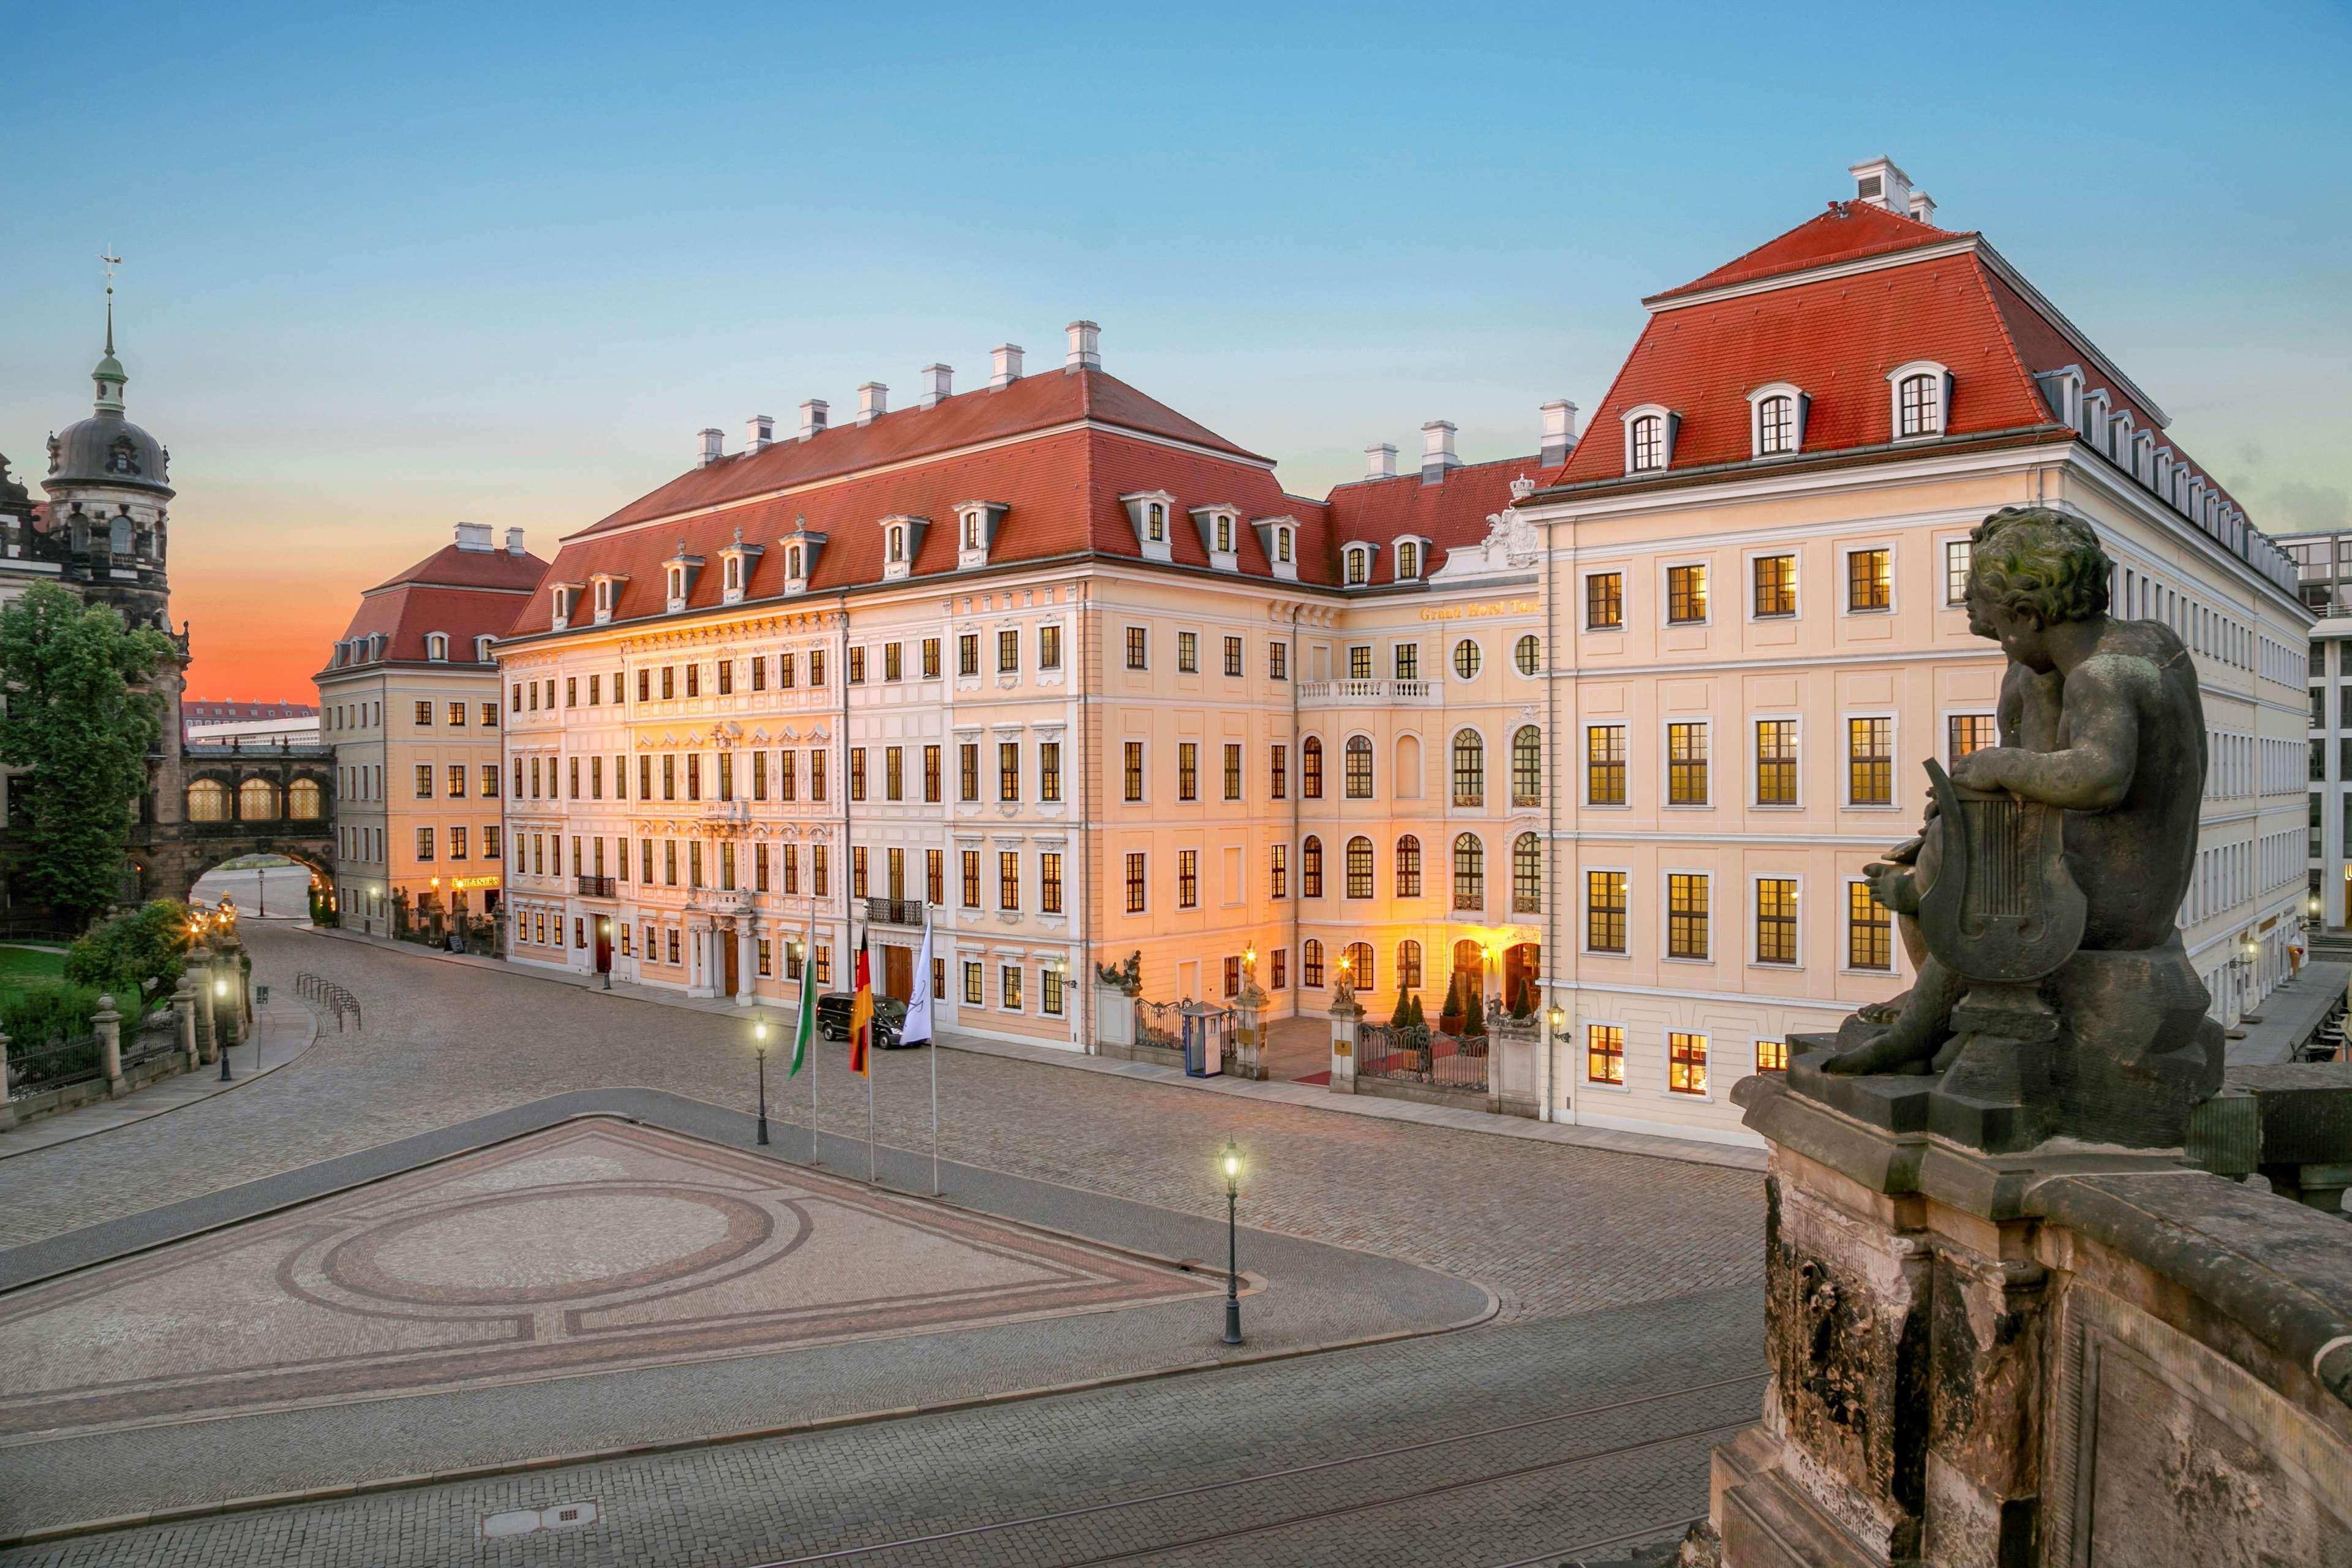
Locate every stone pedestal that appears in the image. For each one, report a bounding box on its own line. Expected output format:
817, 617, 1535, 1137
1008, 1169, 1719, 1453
175, 977, 198, 1070
1716, 1066, 2250, 1568
1328, 996, 1361, 1093
94, 995, 124, 1098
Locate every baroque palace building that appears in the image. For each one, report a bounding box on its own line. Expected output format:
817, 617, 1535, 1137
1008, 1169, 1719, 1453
1518, 159, 2311, 1144
318, 523, 546, 937
494, 329, 1565, 1053
496, 158, 2307, 1144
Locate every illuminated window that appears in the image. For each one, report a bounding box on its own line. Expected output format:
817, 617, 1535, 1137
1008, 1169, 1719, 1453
1396, 940, 1422, 990
1586, 573, 1623, 629
1512, 833, 1541, 914
1346, 835, 1374, 899
1667, 564, 1708, 624
1945, 540, 1973, 605
1587, 725, 1626, 805
1668, 1032, 1709, 1095
1667, 873, 1709, 960
1847, 548, 1892, 612
1345, 736, 1374, 798
1452, 833, 1484, 910
1753, 554, 1796, 617
1302, 836, 1323, 898
1452, 730, 1484, 806
1947, 714, 1997, 764
1395, 834, 1422, 897
1756, 1038, 1789, 1072
1755, 878, 1798, 965
1755, 720, 1798, 805
1303, 737, 1324, 799
1512, 726, 1542, 806
1667, 722, 1708, 805
1587, 871, 1627, 953
1849, 881, 1893, 970
1848, 717, 1893, 805
1587, 1024, 1625, 1085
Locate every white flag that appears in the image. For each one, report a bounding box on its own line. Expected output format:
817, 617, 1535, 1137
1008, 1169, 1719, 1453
903, 922, 935, 1047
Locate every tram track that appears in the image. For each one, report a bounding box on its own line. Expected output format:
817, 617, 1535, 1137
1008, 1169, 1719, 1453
747, 1370, 1763, 1567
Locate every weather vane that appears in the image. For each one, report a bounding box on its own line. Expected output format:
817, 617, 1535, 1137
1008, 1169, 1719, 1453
101, 247, 121, 295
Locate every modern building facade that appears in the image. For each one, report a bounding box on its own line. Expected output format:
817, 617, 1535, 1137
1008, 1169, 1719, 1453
1519, 159, 2312, 1144
318, 523, 543, 936
2280, 528, 2352, 932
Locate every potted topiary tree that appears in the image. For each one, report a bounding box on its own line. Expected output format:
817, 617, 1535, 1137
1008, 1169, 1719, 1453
1438, 973, 1465, 1037
1464, 984, 1487, 1044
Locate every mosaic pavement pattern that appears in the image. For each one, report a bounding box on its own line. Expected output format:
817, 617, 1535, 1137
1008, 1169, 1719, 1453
0, 1118, 1218, 1442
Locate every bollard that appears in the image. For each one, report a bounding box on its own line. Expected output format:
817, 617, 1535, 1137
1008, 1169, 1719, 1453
94, 993, 124, 1097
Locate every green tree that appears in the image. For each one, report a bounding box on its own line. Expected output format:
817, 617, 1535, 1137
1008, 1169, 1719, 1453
0, 583, 173, 929
66, 898, 190, 1000
1464, 984, 1487, 1040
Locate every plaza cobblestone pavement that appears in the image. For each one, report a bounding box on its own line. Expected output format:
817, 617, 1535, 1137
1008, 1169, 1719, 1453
0, 926, 1762, 1324
0, 927, 1767, 1565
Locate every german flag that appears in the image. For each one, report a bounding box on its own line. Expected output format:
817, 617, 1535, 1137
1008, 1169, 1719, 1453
848, 932, 873, 1077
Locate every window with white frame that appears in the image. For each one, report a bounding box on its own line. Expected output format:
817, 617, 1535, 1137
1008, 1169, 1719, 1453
1889, 362, 1950, 439
1623, 404, 1675, 473
1748, 384, 1806, 458
1345, 546, 1371, 586
1397, 540, 1420, 579
426, 633, 448, 661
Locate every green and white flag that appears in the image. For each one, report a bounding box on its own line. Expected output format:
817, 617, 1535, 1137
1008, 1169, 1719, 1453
789, 916, 816, 1076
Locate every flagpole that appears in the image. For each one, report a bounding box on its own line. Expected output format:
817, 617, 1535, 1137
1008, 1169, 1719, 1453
927, 916, 940, 1197
864, 926, 877, 1185
808, 916, 820, 1166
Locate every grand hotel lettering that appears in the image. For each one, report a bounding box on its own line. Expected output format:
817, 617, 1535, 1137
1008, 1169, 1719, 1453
1417, 599, 1537, 622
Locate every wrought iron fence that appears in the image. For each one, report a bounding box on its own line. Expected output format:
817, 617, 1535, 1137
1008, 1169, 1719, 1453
6, 1033, 104, 1098
1136, 1000, 1185, 1054
121, 1018, 184, 1070
1357, 1022, 1489, 1093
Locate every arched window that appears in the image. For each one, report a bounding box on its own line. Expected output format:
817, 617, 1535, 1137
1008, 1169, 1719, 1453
888, 525, 905, 562
1453, 833, 1485, 910
1897, 371, 1943, 437
1512, 726, 1542, 806
1345, 546, 1370, 586
1395, 733, 1423, 798
1630, 414, 1665, 471
109, 514, 133, 554
426, 633, 448, 662
1395, 834, 1423, 897
1302, 835, 1324, 898
1757, 394, 1796, 455
1513, 634, 1540, 676
1452, 729, 1485, 806
1302, 938, 1325, 988
186, 779, 228, 822
1398, 540, 1420, 579
1343, 941, 1374, 991
787, 544, 804, 578
1396, 939, 1423, 991
1345, 835, 1374, 898
1344, 735, 1374, 798
287, 778, 324, 820
1513, 832, 1542, 913
1302, 736, 1324, 799
238, 778, 280, 821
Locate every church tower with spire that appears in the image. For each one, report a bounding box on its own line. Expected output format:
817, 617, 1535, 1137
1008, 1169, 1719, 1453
42, 278, 177, 633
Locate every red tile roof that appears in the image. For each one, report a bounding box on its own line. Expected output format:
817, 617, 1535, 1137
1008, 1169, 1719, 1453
579, 368, 1270, 537
1558, 252, 2061, 484
1322, 459, 1544, 587
333, 542, 548, 667
1649, 200, 1963, 303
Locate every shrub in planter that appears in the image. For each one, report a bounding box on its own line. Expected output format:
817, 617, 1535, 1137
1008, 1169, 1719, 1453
1438, 973, 1464, 1036
1406, 993, 1426, 1030
1464, 986, 1487, 1041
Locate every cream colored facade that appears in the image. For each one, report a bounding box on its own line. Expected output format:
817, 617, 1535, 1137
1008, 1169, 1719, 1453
318, 664, 509, 933
1526, 445, 2312, 1147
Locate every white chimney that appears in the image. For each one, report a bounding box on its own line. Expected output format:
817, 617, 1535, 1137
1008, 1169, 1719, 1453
918, 363, 954, 409
1065, 320, 1101, 372
453, 521, 493, 552
1539, 400, 1580, 467
1365, 442, 1398, 481
858, 382, 889, 424
506, 527, 527, 557
1908, 190, 1937, 225
1420, 420, 1460, 483
798, 399, 829, 441
1848, 156, 1913, 214
697, 428, 725, 467
990, 344, 1024, 390
746, 413, 774, 453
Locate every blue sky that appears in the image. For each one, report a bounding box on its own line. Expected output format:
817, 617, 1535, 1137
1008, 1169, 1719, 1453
9, 1, 2349, 695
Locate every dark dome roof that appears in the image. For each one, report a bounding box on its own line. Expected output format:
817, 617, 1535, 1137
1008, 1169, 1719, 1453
47, 409, 171, 497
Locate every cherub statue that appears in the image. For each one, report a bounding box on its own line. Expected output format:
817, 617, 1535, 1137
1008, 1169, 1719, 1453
1826, 507, 2206, 1076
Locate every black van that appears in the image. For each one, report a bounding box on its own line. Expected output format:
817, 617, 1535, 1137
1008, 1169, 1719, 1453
815, 992, 910, 1049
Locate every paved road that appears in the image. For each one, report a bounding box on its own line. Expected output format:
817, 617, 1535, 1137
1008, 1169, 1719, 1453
0, 927, 1766, 1566
0, 925, 1762, 1323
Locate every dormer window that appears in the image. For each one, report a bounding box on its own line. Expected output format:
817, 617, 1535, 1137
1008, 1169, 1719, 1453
1190, 505, 1242, 571
1747, 384, 1808, 458
1148, 504, 1166, 542
473, 635, 494, 662
549, 582, 584, 630
1118, 491, 1178, 564
787, 545, 803, 578
426, 633, 449, 662
1345, 545, 1371, 586
1252, 515, 1300, 583
1888, 361, 1951, 439
1621, 404, 1678, 474
1398, 541, 1419, 579
666, 565, 685, 603
953, 502, 1008, 570
1276, 527, 1293, 564
713, 528, 764, 606
889, 525, 907, 562
589, 572, 627, 625
725, 556, 742, 592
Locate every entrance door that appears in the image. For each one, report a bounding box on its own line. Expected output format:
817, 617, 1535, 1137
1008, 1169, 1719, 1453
722, 933, 740, 997
882, 944, 912, 1000
594, 918, 612, 974
1451, 938, 1483, 1011
1503, 943, 1539, 1014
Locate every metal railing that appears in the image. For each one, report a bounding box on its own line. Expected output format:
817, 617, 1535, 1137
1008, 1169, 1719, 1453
121, 1019, 184, 1070
576, 875, 618, 898
865, 896, 929, 927
294, 972, 363, 1031
1357, 1022, 1489, 1093
1136, 1000, 1185, 1054
6, 1033, 104, 1098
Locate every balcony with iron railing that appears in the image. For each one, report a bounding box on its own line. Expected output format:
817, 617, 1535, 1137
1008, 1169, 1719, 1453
865, 896, 932, 927
1297, 678, 1440, 706
576, 875, 617, 899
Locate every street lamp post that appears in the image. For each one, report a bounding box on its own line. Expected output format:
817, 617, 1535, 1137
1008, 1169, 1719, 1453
1220, 1137, 1244, 1346
752, 1018, 771, 1146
